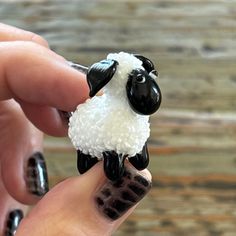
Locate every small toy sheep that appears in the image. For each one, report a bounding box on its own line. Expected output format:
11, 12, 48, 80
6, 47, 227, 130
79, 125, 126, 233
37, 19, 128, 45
68, 52, 162, 181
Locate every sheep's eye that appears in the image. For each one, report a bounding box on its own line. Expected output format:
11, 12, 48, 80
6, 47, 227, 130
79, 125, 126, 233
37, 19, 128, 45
136, 74, 146, 83
149, 70, 158, 80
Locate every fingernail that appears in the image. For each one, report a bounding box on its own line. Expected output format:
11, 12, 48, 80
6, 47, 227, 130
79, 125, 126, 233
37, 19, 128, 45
95, 167, 152, 221
68, 61, 88, 74
5, 209, 23, 236
26, 152, 49, 196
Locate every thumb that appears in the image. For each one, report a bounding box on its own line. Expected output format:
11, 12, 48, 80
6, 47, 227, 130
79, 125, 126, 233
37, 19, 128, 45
16, 162, 152, 236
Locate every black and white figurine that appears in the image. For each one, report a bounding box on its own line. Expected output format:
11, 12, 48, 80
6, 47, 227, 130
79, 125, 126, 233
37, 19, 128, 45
68, 52, 162, 181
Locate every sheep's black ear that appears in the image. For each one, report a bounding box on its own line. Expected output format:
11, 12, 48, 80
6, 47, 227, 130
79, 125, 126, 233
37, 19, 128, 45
87, 59, 118, 97
134, 54, 155, 74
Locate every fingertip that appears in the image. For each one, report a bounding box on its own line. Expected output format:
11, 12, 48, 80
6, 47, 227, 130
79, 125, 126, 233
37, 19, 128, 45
0, 182, 28, 236
134, 166, 152, 182
48, 163, 152, 225
15, 162, 152, 235
53, 61, 90, 110
1, 154, 42, 205
1, 152, 49, 206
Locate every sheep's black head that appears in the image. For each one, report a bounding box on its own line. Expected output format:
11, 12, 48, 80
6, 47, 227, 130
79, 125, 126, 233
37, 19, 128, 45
126, 55, 162, 115
86, 53, 161, 116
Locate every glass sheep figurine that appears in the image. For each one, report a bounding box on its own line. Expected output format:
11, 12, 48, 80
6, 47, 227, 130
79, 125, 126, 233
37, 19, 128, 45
68, 52, 162, 181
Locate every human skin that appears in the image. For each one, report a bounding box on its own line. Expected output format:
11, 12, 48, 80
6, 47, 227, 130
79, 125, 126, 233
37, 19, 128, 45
0, 23, 152, 236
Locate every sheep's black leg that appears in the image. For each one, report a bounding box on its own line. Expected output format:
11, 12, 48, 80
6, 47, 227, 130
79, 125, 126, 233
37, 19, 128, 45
129, 143, 149, 170
103, 151, 125, 181
77, 150, 98, 174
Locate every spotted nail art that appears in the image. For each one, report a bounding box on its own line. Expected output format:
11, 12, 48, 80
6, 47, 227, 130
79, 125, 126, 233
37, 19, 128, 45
5, 209, 23, 236
26, 152, 49, 196
95, 168, 152, 220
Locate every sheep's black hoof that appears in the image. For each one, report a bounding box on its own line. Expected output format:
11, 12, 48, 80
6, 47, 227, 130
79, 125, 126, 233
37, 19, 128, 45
103, 151, 125, 181
77, 150, 98, 174
129, 143, 149, 170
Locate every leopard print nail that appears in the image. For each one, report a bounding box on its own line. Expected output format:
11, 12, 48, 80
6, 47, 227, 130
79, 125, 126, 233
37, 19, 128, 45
5, 209, 23, 236
26, 152, 49, 196
95, 168, 152, 220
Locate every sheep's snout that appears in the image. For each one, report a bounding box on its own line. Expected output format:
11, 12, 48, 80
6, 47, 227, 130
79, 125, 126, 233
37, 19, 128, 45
126, 68, 162, 115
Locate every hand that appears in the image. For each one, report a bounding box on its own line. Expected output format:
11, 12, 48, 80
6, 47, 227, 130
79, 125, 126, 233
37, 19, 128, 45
0, 23, 152, 236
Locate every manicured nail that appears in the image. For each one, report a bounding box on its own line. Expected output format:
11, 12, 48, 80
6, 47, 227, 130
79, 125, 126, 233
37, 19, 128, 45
26, 152, 49, 196
5, 209, 23, 236
95, 167, 152, 221
58, 110, 72, 123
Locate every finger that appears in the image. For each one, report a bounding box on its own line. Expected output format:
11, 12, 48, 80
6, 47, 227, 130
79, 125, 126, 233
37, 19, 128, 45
0, 23, 49, 47
20, 101, 68, 136
0, 100, 49, 205
0, 170, 27, 236
0, 24, 86, 135
16, 163, 152, 236
0, 41, 89, 108
0, 41, 89, 134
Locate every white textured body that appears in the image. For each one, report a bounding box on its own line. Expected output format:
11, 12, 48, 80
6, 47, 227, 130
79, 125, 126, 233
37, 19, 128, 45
68, 52, 150, 159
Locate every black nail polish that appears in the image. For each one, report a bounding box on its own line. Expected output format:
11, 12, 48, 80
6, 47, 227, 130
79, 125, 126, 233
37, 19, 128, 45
68, 61, 88, 74
5, 209, 23, 236
95, 167, 152, 221
58, 110, 72, 123
26, 152, 49, 196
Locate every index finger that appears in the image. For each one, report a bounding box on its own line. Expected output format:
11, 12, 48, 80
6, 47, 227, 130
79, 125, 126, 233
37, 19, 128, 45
0, 41, 89, 111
